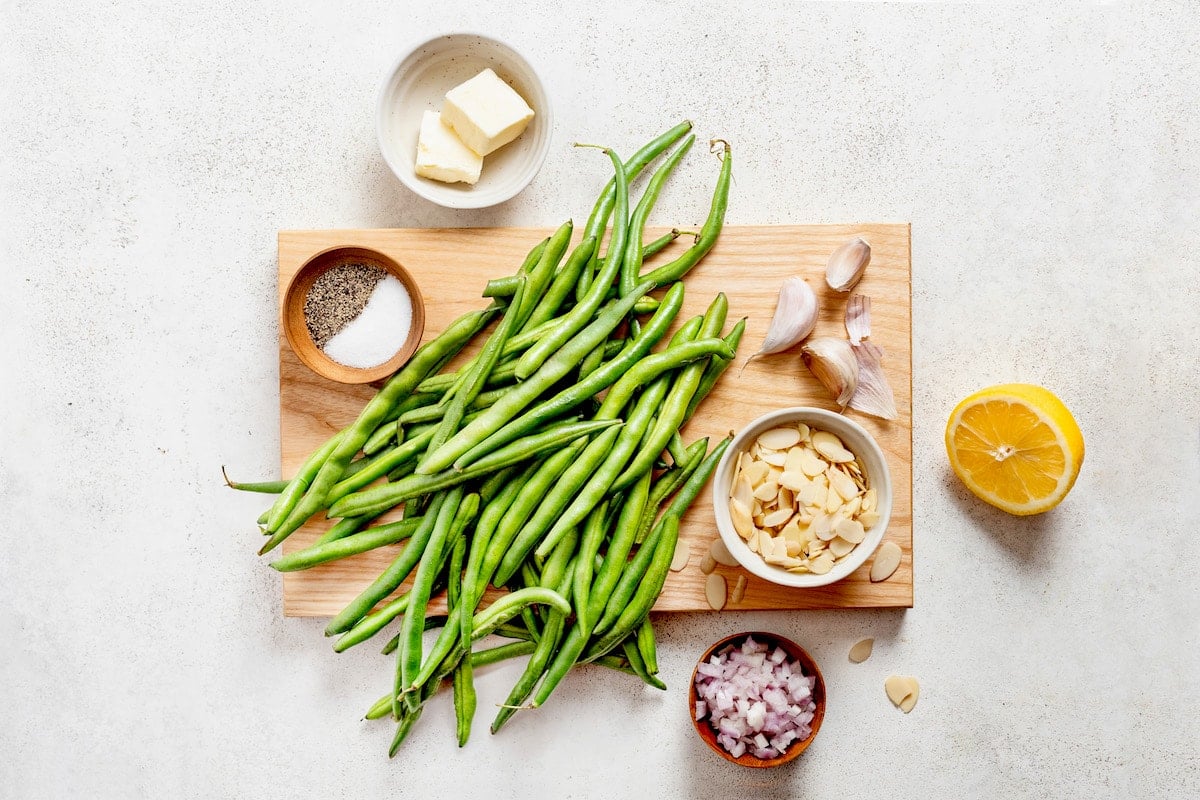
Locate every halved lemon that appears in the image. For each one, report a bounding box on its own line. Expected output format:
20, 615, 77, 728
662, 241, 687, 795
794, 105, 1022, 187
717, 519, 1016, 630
945, 384, 1084, 515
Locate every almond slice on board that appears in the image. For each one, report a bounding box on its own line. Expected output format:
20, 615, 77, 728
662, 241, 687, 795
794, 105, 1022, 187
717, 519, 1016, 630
870, 541, 902, 582
705, 573, 727, 610
709, 538, 740, 567
730, 574, 748, 604
670, 548, 690, 572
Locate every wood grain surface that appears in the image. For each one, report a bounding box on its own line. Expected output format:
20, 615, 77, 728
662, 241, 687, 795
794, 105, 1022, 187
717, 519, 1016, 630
277, 224, 912, 616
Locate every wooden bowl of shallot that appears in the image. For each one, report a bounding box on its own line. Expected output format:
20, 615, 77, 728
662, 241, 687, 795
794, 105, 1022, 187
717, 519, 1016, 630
690, 631, 826, 767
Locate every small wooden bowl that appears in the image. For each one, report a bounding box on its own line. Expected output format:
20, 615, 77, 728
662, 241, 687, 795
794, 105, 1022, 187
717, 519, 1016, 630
282, 246, 425, 384
689, 631, 826, 768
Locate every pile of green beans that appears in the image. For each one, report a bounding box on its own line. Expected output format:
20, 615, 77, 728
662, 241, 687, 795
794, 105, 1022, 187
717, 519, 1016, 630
233, 123, 739, 756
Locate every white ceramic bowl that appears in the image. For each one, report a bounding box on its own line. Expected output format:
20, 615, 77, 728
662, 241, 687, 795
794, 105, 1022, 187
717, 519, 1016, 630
376, 33, 552, 209
712, 407, 894, 588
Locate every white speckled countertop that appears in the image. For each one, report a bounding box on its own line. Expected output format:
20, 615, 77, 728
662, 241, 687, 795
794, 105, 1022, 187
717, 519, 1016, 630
2, 1, 1198, 797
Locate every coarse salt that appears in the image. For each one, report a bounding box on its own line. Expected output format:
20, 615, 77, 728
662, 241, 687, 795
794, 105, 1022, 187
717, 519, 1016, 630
322, 275, 412, 369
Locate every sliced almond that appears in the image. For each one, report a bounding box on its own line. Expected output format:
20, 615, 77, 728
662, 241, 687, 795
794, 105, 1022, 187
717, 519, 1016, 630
778, 486, 794, 510
827, 468, 859, 502
758, 426, 802, 450
670, 547, 690, 572
848, 638, 874, 663
700, 551, 717, 574
752, 479, 780, 503
870, 541, 902, 582
829, 536, 856, 558
862, 487, 877, 513
732, 474, 755, 509
812, 513, 836, 541
842, 495, 862, 518
834, 516, 866, 544
809, 551, 834, 575
761, 507, 793, 528
797, 481, 825, 508
858, 510, 881, 528
743, 460, 770, 487
777, 470, 806, 492
709, 538, 740, 567
705, 573, 727, 610
730, 574, 748, 604
783, 446, 806, 475
824, 488, 844, 514
799, 448, 827, 477
759, 448, 787, 467
729, 497, 754, 540
796, 422, 810, 442
884, 675, 920, 713
757, 529, 775, 557
812, 430, 854, 462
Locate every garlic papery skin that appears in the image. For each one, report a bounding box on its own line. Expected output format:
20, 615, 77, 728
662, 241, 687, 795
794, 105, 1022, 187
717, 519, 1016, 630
745, 277, 819, 366
844, 294, 898, 420
801, 336, 859, 407
825, 237, 871, 293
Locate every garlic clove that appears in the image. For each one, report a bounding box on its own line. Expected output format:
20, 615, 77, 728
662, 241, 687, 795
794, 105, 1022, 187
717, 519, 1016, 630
801, 336, 859, 407
743, 277, 819, 368
826, 237, 871, 293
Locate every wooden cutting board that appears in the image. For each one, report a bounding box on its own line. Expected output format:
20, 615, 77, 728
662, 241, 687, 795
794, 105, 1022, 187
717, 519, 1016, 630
277, 225, 912, 616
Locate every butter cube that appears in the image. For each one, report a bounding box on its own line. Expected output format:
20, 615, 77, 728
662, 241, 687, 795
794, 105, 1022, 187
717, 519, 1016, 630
441, 68, 535, 156
414, 110, 483, 185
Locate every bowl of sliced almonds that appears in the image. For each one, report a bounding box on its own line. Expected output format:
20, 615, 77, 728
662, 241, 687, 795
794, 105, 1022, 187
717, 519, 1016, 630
712, 407, 892, 588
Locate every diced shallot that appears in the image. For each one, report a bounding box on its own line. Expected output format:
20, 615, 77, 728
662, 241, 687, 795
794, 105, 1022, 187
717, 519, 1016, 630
693, 637, 819, 760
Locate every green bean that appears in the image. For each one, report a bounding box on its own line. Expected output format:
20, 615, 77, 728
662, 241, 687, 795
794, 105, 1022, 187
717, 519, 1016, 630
636, 615, 658, 676
491, 613, 565, 733
612, 294, 727, 489
268, 307, 498, 550
364, 693, 393, 720
269, 517, 423, 572
588, 438, 730, 660
493, 423, 624, 585
581, 120, 695, 267
446, 522, 467, 610
684, 317, 746, 422
621, 134, 695, 297
480, 236, 549, 298
263, 431, 345, 534
312, 510, 381, 546
418, 278, 654, 476
424, 277, 529, 466
324, 492, 448, 637
521, 235, 596, 334
571, 501, 610, 635
334, 593, 411, 654
473, 639, 537, 667
362, 393, 441, 455
478, 463, 521, 504
328, 418, 618, 519
667, 430, 688, 466
532, 375, 669, 560
636, 438, 707, 543
474, 442, 582, 599
453, 655, 476, 746
590, 514, 666, 636
469, 586, 571, 642
576, 337, 607, 383
397, 489, 472, 713
388, 697, 427, 757
622, 636, 666, 691
511, 147, 631, 382
529, 623, 588, 708
398, 384, 509, 426
585, 469, 651, 627
460, 460, 541, 649
222, 467, 287, 495
639, 139, 732, 288
640, 229, 682, 262
592, 338, 736, 420
376, 613, 452, 657
450, 282, 684, 470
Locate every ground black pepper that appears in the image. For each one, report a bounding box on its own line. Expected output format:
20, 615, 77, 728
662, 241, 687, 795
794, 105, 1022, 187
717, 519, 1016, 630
304, 262, 387, 348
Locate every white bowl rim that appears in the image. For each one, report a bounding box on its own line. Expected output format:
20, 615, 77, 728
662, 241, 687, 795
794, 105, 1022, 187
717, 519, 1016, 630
375, 31, 552, 210
712, 407, 894, 588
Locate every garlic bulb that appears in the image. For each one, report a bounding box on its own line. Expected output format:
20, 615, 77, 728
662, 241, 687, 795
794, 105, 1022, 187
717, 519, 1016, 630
743, 277, 819, 369
825, 237, 871, 292
801, 336, 859, 407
